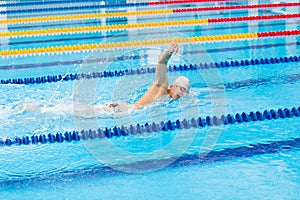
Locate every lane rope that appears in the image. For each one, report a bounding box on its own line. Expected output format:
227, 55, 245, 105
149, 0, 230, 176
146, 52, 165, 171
1, 19, 209, 37
3, 14, 300, 38
2, 41, 297, 69
0, 0, 231, 14
1, 106, 299, 146
1, 2, 299, 24
1, 30, 300, 57
1, 0, 224, 7
1, 55, 299, 85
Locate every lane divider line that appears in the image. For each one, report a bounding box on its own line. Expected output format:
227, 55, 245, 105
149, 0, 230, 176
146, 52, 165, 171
2, 41, 297, 69
1, 55, 299, 85
1, 30, 300, 57
0, 10, 174, 24
3, 14, 300, 38
1, 106, 299, 146
1, 2, 299, 24
0, 0, 233, 15
1, 19, 209, 37
1, 0, 224, 7
174, 2, 300, 13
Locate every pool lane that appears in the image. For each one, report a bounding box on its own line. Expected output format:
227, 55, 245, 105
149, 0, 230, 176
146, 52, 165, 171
1, 41, 299, 70
0, 137, 299, 185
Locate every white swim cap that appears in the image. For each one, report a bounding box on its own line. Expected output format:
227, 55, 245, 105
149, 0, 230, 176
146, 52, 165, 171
172, 76, 191, 91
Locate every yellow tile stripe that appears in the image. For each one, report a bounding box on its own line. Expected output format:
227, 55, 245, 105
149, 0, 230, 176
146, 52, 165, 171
0, 33, 258, 57
0, 19, 208, 38
0, 9, 174, 24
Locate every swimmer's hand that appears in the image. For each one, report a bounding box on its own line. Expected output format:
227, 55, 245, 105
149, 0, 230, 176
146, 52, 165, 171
16, 103, 40, 112
158, 43, 179, 64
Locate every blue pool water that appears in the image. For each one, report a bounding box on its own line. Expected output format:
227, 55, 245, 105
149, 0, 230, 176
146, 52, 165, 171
0, 0, 300, 199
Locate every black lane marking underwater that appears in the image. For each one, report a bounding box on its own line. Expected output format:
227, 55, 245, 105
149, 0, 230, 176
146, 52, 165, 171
130, 138, 300, 168
190, 71, 300, 92
0, 41, 299, 70
0, 55, 147, 70
224, 73, 300, 90
0, 137, 299, 185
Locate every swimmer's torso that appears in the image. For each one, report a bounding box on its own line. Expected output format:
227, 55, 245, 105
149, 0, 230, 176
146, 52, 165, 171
134, 83, 168, 107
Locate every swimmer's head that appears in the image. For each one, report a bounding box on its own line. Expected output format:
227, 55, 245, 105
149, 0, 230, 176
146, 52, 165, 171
173, 76, 191, 92
169, 76, 190, 100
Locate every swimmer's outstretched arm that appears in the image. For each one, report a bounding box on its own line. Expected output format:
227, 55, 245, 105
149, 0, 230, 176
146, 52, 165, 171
133, 43, 178, 108
156, 43, 179, 84
16, 103, 40, 112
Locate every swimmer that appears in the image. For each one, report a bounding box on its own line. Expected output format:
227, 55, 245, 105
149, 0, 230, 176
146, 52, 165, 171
133, 42, 190, 108
18, 43, 190, 113
103, 42, 190, 112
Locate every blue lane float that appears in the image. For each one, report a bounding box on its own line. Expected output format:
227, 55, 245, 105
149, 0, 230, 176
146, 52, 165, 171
0, 0, 119, 7
0, 106, 299, 146
1, 55, 299, 85
0, 2, 148, 14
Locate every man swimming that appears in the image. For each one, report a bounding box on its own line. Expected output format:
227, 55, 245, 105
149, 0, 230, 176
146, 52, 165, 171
18, 43, 190, 113
133, 43, 190, 108
103, 43, 191, 112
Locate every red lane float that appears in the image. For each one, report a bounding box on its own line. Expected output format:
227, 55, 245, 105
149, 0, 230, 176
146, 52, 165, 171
148, 0, 235, 5
258, 30, 300, 37
174, 2, 300, 12
208, 13, 300, 23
